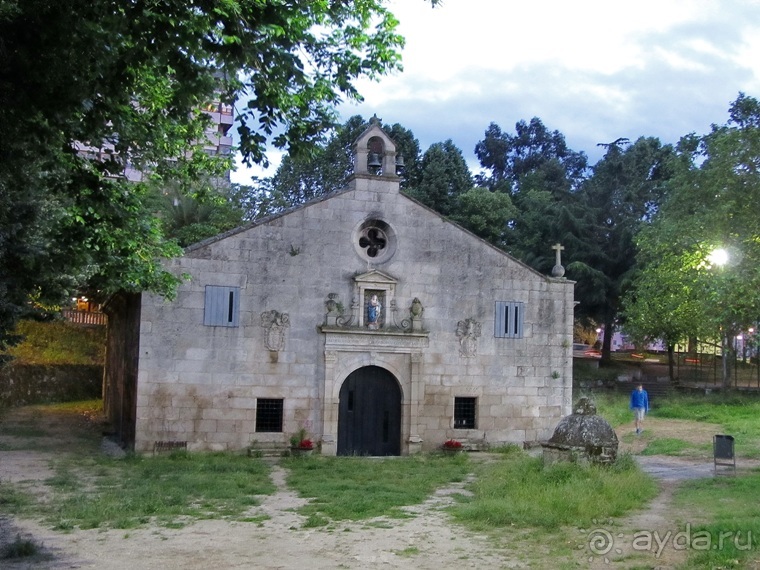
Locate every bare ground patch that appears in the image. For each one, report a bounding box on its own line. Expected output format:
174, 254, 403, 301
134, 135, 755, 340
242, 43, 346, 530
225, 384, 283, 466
0, 407, 527, 569
1, 406, 757, 569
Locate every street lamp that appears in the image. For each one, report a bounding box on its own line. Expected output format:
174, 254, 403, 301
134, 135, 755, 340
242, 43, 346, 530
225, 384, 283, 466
707, 247, 731, 386
707, 248, 728, 267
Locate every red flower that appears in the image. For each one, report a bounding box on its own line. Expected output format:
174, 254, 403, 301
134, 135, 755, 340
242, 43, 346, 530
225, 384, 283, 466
298, 439, 314, 450
443, 439, 462, 448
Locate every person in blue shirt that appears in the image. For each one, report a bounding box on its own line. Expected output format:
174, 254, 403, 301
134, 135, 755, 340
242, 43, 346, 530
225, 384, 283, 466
630, 384, 649, 434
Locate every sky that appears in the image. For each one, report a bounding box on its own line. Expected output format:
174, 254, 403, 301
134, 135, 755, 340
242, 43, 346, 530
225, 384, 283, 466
231, 0, 760, 183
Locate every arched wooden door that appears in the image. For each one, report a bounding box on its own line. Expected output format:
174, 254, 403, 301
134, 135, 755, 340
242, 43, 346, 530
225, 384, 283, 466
337, 366, 401, 456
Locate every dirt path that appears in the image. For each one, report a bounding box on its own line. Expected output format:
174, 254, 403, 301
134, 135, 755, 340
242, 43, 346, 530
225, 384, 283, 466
1, 463, 523, 570
0, 406, 753, 569
0, 407, 525, 569
581, 419, 759, 569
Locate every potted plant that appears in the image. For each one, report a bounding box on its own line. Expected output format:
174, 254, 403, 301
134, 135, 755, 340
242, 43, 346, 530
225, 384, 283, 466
289, 428, 315, 456
442, 439, 463, 454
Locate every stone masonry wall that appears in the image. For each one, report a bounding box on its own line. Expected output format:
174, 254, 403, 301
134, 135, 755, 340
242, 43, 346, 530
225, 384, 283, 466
134, 173, 573, 453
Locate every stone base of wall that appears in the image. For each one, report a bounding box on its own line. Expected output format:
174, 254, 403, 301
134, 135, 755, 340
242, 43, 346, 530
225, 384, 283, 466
0, 364, 103, 406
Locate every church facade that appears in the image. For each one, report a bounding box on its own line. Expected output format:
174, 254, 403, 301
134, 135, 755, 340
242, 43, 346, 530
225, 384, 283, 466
103, 122, 574, 455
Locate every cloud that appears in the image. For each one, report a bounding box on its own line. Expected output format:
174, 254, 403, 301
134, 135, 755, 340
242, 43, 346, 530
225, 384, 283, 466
234, 0, 760, 179
336, 0, 760, 168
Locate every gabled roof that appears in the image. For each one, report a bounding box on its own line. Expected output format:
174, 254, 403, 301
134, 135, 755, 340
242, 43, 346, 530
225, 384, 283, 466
182, 119, 569, 284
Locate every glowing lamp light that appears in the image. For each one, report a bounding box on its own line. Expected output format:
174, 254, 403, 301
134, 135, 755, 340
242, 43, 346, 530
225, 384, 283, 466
707, 248, 729, 267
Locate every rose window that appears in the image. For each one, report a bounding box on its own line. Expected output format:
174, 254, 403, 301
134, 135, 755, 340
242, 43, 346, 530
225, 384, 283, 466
359, 227, 387, 258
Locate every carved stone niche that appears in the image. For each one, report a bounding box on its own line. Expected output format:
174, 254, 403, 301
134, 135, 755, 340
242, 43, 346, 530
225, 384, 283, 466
322, 270, 426, 332
354, 269, 395, 330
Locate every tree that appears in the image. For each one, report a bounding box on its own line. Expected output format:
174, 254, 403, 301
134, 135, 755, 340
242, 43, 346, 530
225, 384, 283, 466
504, 185, 589, 272
449, 188, 516, 247
623, 94, 760, 385
0, 0, 432, 351
406, 140, 471, 216
474, 117, 588, 193
569, 137, 674, 361
147, 179, 248, 248
472, 118, 592, 291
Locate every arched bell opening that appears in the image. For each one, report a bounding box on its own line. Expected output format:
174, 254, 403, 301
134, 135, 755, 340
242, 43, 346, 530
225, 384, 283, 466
366, 136, 385, 175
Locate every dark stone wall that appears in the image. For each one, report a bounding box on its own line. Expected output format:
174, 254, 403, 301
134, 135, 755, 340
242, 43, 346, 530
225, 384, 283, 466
0, 364, 103, 406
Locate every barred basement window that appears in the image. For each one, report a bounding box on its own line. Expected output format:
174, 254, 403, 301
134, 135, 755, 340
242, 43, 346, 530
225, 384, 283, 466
494, 301, 524, 338
204, 285, 240, 327
255, 399, 284, 432
454, 397, 477, 429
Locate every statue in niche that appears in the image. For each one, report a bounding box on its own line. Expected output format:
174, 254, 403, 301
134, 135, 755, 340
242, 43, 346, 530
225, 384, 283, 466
367, 293, 382, 330
260, 310, 290, 351
456, 318, 481, 357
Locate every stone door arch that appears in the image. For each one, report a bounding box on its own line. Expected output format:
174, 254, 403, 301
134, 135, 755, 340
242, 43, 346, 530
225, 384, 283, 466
337, 366, 401, 456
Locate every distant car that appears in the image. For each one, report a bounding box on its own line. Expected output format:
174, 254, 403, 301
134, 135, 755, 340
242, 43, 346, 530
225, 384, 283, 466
573, 343, 601, 358
572, 343, 590, 356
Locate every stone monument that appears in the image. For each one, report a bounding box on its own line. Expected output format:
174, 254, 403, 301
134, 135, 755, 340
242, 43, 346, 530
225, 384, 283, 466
542, 397, 618, 465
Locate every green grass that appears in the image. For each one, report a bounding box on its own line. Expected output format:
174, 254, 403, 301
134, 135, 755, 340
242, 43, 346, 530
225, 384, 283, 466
0, 400, 105, 451
0, 482, 34, 514
652, 393, 760, 458
564, 389, 760, 566
40, 452, 276, 530
654, 393, 760, 431
3, 392, 759, 567
393, 546, 420, 557
450, 452, 658, 531
284, 454, 471, 522
0, 320, 105, 365
639, 437, 694, 456
43, 399, 104, 414
588, 391, 632, 427
0, 424, 48, 438
673, 469, 760, 568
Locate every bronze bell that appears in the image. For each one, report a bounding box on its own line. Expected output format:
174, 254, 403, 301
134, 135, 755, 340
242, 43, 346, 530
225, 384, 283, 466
367, 152, 382, 170
395, 154, 405, 175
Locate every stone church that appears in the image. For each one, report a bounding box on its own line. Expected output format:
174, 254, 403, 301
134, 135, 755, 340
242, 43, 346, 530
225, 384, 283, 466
103, 120, 574, 455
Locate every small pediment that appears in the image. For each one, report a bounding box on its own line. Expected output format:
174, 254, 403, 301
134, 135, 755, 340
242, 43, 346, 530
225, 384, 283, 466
351, 117, 400, 179
353, 269, 398, 287
353, 120, 397, 157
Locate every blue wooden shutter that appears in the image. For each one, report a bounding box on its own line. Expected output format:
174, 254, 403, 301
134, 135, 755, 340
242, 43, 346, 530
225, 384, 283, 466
494, 301, 507, 337
512, 302, 524, 338
494, 301, 524, 338
204, 286, 240, 327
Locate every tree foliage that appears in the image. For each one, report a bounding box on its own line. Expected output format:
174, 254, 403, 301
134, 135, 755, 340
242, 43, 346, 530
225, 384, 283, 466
624, 94, 760, 377
473, 117, 590, 272
473, 119, 674, 357
474, 118, 588, 193
147, 179, 248, 248
243, 115, 423, 219
406, 140, 472, 216
449, 188, 516, 247
0, 0, 426, 350
569, 137, 674, 359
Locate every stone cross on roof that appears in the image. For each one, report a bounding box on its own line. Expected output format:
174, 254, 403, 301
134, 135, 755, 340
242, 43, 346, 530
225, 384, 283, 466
551, 243, 565, 278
